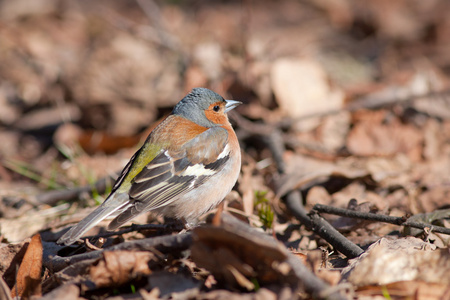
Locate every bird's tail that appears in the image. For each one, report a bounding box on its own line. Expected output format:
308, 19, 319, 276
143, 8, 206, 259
57, 193, 129, 246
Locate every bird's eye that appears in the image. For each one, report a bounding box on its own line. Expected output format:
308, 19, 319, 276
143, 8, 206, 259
213, 105, 220, 112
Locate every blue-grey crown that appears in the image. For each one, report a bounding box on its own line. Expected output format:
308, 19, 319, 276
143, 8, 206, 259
172, 88, 225, 127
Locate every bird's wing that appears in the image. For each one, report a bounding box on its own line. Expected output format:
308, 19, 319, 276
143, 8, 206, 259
107, 126, 230, 230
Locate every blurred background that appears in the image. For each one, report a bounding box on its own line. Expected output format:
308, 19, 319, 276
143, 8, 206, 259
1, 0, 450, 243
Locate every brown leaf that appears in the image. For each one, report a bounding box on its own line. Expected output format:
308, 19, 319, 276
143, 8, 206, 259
0, 240, 27, 281
417, 187, 450, 213
54, 123, 142, 155
276, 154, 367, 198
342, 237, 450, 286
347, 111, 423, 160
305, 186, 332, 209
89, 251, 154, 288
11, 234, 43, 299
191, 215, 298, 290
78, 130, 141, 155
271, 58, 344, 119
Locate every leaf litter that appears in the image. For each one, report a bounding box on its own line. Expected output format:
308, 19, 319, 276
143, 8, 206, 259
0, 0, 450, 299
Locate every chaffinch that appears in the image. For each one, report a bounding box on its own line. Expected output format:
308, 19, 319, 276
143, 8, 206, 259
58, 88, 241, 245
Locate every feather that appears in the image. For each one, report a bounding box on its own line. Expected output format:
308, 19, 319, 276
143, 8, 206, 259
108, 127, 230, 230
56, 192, 129, 245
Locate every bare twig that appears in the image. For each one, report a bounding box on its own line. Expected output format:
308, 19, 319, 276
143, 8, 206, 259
283, 190, 312, 228
44, 233, 192, 273
308, 211, 364, 258
251, 114, 365, 258
235, 109, 364, 258
284, 191, 364, 258
313, 204, 450, 236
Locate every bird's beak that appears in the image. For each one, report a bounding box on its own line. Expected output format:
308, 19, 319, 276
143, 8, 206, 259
225, 100, 242, 113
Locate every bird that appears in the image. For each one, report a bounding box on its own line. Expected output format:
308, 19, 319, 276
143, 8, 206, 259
57, 88, 242, 245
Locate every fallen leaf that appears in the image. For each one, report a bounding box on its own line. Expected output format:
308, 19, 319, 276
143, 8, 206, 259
54, 123, 142, 155
317, 111, 351, 152
305, 186, 332, 209
11, 234, 43, 299
0, 241, 27, 279
342, 237, 450, 286
1, 206, 71, 243
347, 111, 423, 160
271, 58, 344, 118
191, 214, 299, 291
90, 251, 154, 288
275, 154, 367, 198
417, 187, 450, 213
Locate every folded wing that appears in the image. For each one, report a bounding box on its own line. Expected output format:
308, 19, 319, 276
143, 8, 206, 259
107, 126, 230, 230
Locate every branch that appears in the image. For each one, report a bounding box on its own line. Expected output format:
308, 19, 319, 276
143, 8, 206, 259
44, 233, 192, 273
284, 191, 364, 258
313, 204, 450, 236
240, 111, 366, 259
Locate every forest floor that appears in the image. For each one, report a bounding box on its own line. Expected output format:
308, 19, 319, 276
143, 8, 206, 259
0, 0, 449, 299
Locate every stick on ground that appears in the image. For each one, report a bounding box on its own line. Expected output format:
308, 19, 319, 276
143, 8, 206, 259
313, 204, 450, 235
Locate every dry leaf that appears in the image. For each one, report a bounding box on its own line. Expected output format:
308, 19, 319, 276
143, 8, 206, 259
276, 154, 367, 198
90, 251, 154, 288
417, 187, 450, 213
11, 234, 43, 299
191, 215, 298, 291
54, 123, 142, 155
342, 237, 450, 286
347, 112, 423, 160
1, 206, 72, 243
0, 241, 27, 279
271, 58, 344, 118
